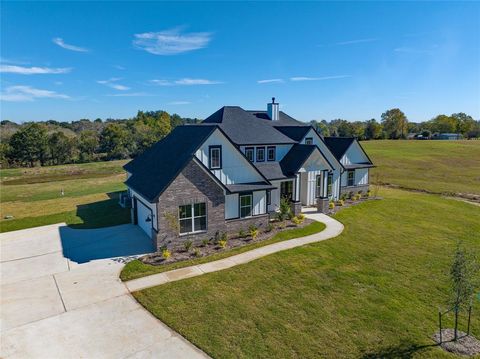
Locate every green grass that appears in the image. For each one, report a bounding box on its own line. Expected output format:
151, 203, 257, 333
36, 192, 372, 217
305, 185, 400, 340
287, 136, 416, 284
120, 221, 326, 281
133, 188, 480, 359
0, 160, 129, 232
362, 140, 480, 195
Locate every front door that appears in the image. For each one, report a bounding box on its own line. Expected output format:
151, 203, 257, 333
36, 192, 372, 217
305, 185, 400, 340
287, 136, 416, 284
280, 180, 294, 201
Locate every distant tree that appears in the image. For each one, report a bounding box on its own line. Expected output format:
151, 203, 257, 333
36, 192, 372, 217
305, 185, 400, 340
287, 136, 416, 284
381, 108, 408, 139
310, 120, 330, 136
429, 114, 457, 134
99, 123, 131, 160
364, 119, 382, 140
8, 123, 48, 166
449, 242, 479, 341
0, 142, 11, 168
421, 129, 431, 138
350, 121, 366, 139
452, 113, 476, 135
170, 113, 184, 129
48, 131, 75, 165
78, 130, 99, 162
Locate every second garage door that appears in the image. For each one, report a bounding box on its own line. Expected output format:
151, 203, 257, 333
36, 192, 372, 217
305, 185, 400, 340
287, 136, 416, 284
136, 200, 152, 237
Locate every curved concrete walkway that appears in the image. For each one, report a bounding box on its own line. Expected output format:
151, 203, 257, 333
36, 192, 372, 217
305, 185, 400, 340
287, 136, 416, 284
125, 212, 344, 292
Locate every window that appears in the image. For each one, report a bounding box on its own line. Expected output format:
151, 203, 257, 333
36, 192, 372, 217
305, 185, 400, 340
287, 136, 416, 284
305, 137, 313, 145
267, 146, 276, 161
327, 173, 333, 196
266, 190, 271, 205
256, 147, 265, 162
280, 181, 294, 201
347, 170, 355, 187
316, 175, 322, 198
179, 202, 207, 234
209, 146, 222, 169
245, 147, 254, 162
239, 194, 252, 218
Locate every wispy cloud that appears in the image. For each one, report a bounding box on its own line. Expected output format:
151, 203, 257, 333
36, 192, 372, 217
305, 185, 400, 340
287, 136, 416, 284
114, 65, 126, 70
150, 78, 222, 86
133, 28, 212, 55
107, 92, 150, 97
0, 64, 71, 75
257, 79, 284, 84
53, 37, 89, 52
335, 38, 378, 46
1, 85, 70, 102
97, 78, 130, 91
168, 101, 191, 105
290, 75, 350, 81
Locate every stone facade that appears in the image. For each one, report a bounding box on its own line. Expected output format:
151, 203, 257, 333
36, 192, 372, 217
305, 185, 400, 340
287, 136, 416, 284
340, 185, 369, 198
290, 201, 302, 216
154, 159, 226, 251
226, 214, 269, 234
316, 197, 329, 213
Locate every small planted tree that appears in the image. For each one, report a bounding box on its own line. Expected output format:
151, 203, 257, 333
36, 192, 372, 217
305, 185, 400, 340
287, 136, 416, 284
450, 241, 479, 341
277, 196, 291, 223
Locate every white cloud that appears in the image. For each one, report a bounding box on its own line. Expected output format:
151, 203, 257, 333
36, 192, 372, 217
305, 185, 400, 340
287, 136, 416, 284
150, 79, 173, 86
133, 28, 212, 55
168, 101, 190, 105
114, 65, 125, 70
0, 64, 71, 75
257, 79, 284, 84
97, 78, 130, 91
290, 75, 351, 81
175, 78, 222, 85
52, 37, 89, 52
1, 85, 70, 102
335, 38, 378, 46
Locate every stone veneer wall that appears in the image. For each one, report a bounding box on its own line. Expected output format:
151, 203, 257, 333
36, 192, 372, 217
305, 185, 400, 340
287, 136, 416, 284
155, 159, 226, 251
340, 185, 370, 197
225, 215, 269, 235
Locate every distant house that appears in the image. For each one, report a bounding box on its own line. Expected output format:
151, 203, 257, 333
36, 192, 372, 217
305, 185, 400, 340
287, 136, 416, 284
123, 99, 374, 249
433, 133, 462, 140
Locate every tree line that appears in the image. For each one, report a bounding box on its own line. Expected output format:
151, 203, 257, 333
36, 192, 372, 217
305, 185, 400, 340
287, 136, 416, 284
310, 109, 479, 140
0, 108, 478, 168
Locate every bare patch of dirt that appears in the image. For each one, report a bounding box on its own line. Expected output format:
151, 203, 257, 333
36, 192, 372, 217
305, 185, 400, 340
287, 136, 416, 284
433, 329, 480, 356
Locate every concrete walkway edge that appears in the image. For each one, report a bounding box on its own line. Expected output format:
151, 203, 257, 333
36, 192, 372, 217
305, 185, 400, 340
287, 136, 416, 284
125, 212, 344, 292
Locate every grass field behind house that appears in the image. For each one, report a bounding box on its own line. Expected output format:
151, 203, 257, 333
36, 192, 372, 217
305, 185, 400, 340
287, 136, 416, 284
134, 188, 480, 358
0, 160, 130, 232
362, 140, 480, 195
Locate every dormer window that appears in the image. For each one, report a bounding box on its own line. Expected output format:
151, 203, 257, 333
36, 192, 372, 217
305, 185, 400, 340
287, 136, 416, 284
256, 147, 265, 162
209, 146, 222, 169
245, 147, 254, 162
305, 137, 313, 145
267, 146, 276, 161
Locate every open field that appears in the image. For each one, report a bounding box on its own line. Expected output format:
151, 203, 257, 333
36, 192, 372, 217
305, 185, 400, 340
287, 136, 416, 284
362, 140, 480, 195
134, 188, 480, 358
0, 160, 130, 232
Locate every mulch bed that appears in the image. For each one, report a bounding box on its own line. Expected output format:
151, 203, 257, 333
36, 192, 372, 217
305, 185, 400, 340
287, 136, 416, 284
141, 218, 314, 266
433, 329, 480, 356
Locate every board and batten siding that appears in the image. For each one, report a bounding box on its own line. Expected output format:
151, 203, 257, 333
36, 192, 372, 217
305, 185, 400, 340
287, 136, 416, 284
195, 129, 265, 185
301, 170, 323, 206
341, 168, 369, 187
340, 141, 370, 165
253, 190, 266, 215
225, 193, 239, 219
225, 191, 266, 219
129, 188, 158, 231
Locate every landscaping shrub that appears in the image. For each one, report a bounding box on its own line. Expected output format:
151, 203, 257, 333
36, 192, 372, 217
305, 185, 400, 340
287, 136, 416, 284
297, 213, 305, 223
277, 197, 291, 222
366, 190, 371, 198
214, 231, 220, 244
265, 222, 274, 232
291, 216, 301, 226
193, 248, 201, 257
161, 248, 171, 260
239, 229, 246, 238
184, 240, 193, 252
201, 238, 209, 247
218, 239, 227, 248
337, 199, 345, 206
329, 201, 335, 209
249, 225, 259, 240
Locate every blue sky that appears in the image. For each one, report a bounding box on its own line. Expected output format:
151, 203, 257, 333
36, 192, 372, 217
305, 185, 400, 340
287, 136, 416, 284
1, 1, 479, 123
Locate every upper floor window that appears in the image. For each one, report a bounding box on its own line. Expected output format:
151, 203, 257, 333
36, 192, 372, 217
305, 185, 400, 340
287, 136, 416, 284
327, 173, 333, 196
209, 146, 222, 169
245, 147, 254, 162
267, 146, 276, 161
256, 147, 265, 162
347, 170, 355, 187
305, 137, 313, 145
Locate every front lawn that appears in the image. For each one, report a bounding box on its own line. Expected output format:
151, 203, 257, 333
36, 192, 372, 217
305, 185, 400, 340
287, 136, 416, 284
120, 220, 326, 281
133, 188, 480, 358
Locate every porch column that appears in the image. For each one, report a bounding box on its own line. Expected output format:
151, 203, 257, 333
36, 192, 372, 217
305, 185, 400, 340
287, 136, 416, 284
295, 174, 300, 202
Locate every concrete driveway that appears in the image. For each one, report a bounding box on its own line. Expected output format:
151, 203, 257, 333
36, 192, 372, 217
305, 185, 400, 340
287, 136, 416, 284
0, 223, 209, 358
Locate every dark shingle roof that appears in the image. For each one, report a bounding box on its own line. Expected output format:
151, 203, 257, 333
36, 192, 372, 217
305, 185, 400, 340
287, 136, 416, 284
123, 125, 217, 201
323, 137, 356, 161
254, 162, 292, 180
202, 106, 296, 145
279, 144, 317, 175
246, 110, 306, 126
274, 126, 311, 141
226, 182, 276, 193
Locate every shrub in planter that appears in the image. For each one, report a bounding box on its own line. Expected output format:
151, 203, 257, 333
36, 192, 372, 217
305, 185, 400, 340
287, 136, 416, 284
214, 231, 220, 244
329, 201, 335, 209
193, 248, 201, 257
218, 239, 227, 248
249, 225, 259, 240
184, 240, 193, 252
221, 232, 227, 241
201, 238, 209, 247
239, 229, 246, 238
277, 197, 291, 222
291, 216, 301, 226
162, 249, 171, 260
366, 190, 371, 198
265, 222, 274, 232
297, 213, 305, 223
337, 199, 345, 206
348, 191, 354, 200
341, 193, 347, 201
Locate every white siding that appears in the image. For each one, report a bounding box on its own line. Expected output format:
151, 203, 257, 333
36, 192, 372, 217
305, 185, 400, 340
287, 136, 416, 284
239, 144, 293, 162
355, 168, 369, 185
305, 170, 322, 206
129, 188, 158, 231
225, 193, 239, 219
253, 190, 266, 215
269, 180, 281, 212
195, 129, 264, 185
341, 141, 370, 165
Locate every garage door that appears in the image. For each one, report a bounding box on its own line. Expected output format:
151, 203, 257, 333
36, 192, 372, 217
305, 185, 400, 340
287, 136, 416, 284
136, 200, 152, 237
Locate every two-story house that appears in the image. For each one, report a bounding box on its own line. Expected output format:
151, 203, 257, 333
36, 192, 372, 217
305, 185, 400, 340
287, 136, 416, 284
123, 99, 373, 250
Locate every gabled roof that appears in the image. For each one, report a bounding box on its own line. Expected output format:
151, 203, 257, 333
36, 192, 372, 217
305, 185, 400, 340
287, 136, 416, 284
124, 125, 218, 202
246, 110, 305, 126
274, 126, 312, 141
280, 144, 318, 175
323, 137, 356, 161
202, 106, 296, 145
254, 162, 293, 180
